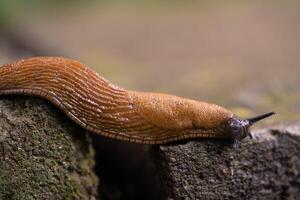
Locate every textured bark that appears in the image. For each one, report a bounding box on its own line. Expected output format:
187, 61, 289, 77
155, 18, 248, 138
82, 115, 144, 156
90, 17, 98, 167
155, 122, 300, 200
0, 97, 98, 200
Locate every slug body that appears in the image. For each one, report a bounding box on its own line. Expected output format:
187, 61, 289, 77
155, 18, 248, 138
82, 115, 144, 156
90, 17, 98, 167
0, 57, 274, 144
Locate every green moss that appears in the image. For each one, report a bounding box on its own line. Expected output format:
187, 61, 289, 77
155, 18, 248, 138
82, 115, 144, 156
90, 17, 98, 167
0, 176, 14, 200
0, 97, 98, 199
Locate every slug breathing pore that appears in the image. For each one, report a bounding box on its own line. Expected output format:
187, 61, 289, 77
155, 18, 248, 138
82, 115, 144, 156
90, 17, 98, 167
0, 57, 275, 144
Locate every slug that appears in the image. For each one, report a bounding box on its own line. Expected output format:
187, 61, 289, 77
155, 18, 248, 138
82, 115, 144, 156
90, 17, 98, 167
0, 57, 274, 144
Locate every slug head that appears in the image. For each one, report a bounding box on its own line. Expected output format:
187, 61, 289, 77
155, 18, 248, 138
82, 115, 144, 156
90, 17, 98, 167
127, 91, 275, 144
226, 112, 275, 140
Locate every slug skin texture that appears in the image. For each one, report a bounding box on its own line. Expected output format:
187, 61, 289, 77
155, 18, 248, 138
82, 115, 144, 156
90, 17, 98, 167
0, 57, 234, 144
128, 91, 231, 130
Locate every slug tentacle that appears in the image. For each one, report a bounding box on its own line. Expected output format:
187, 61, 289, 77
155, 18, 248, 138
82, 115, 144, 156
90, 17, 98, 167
0, 57, 274, 144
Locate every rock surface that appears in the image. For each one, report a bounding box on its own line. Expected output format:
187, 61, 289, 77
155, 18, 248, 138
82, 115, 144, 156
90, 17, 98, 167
0, 97, 98, 200
1, 96, 299, 200
155, 122, 300, 200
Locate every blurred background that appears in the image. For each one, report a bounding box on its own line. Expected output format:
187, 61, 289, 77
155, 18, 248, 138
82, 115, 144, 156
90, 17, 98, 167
0, 0, 299, 199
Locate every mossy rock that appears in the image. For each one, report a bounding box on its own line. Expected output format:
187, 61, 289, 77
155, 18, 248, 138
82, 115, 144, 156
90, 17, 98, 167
0, 97, 98, 200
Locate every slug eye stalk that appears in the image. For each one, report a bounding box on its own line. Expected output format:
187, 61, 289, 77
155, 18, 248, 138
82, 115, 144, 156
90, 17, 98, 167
229, 112, 275, 141
247, 112, 276, 125
230, 112, 275, 148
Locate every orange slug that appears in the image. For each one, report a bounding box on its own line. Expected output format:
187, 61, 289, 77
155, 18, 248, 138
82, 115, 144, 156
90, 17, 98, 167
0, 57, 274, 144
